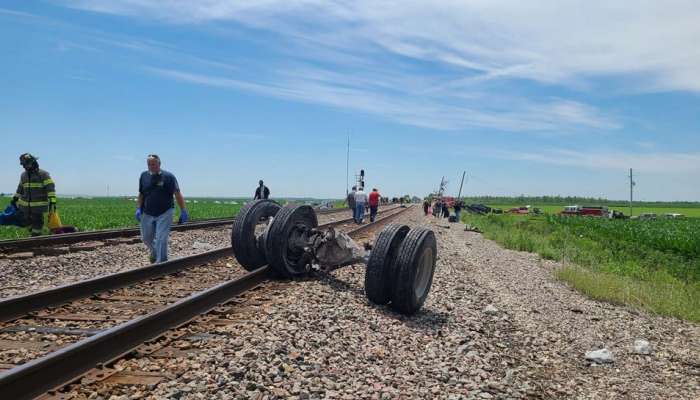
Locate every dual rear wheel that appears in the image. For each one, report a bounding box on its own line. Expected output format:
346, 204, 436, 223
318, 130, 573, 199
231, 202, 437, 315
365, 224, 437, 315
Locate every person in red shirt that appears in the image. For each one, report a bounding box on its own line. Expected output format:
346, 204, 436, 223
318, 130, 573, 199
368, 188, 381, 222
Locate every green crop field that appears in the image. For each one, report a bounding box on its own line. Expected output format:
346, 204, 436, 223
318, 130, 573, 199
463, 213, 700, 322
0, 197, 243, 240
485, 204, 700, 217
0, 196, 344, 240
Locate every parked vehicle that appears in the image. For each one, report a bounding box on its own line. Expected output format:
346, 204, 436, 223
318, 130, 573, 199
664, 213, 685, 219
466, 203, 492, 215
509, 206, 530, 215
560, 205, 609, 217
610, 210, 627, 219
560, 205, 581, 216
580, 206, 609, 217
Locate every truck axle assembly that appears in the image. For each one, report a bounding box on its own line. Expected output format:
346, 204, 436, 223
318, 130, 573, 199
231, 200, 438, 315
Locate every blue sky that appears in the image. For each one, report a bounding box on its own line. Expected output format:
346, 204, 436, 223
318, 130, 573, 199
1, 1, 699, 200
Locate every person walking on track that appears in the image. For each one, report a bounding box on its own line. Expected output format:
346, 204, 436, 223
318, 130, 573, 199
347, 186, 357, 221
368, 188, 381, 222
136, 154, 188, 264
254, 180, 270, 200
354, 187, 368, 223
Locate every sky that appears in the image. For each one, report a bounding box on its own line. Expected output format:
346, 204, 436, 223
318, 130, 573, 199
1, 1, 699, 200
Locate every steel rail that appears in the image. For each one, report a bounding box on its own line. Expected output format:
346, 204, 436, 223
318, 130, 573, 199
0, 267, 269, 400
0, 205, 412, 400
0, 206, 358, 252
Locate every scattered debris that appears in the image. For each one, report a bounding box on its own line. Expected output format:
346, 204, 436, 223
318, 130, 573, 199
585, 348, 614, 364
464, 225, 482, 233
483, 304, 499, 315
633, 339, 652, 355
191, 241, 214, 251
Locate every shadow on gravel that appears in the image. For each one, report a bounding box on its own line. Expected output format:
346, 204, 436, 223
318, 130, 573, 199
311, 271, 450, 333
312, 271, 365, 297
377, 307, 450, 334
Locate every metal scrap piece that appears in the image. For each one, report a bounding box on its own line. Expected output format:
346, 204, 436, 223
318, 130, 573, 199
310, 228, 366, 270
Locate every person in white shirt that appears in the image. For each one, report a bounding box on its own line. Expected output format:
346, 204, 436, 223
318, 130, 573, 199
354, 187, 368, 223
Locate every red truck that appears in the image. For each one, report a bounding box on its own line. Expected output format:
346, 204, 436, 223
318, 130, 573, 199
508, 206, 530, 215
560, 205, 609, 217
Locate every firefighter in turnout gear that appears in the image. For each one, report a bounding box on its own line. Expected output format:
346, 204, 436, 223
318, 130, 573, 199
12, 153, 56, 236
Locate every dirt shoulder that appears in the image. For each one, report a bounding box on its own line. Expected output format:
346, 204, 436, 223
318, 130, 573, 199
429, 213, 699, 399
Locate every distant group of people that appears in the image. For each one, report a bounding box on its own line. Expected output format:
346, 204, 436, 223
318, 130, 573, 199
346, 186, 381, 223
422, 198, 464, 221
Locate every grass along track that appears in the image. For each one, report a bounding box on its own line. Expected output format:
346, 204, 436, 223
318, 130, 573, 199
463, 213, 700, 322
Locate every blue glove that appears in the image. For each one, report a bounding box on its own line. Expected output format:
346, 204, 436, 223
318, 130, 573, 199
135, 207, 142, 222
178, 208, 189, 224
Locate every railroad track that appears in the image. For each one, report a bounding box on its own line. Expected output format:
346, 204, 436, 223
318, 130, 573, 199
0, 205, 398, 255
0, 205, 412, 399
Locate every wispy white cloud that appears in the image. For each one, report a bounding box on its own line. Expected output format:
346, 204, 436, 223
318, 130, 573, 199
56, 40, 100, 53
49, 1, 637, 133
145, 66, 615, 132
499, 148, 700, 174
0, 7, 39, 18
59, 1, 700, 93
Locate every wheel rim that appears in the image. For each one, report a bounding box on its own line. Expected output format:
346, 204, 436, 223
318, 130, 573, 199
414, 247, 434, 298
283, 223, 312, 273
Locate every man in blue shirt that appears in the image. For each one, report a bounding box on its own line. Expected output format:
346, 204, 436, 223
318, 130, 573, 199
135, 154, 188, 263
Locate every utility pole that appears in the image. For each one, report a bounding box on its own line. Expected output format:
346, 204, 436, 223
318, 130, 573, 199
438, 176, 446, 198
345, 134, 350, 197
457, 171, 466, 199
629, 168, 635, 217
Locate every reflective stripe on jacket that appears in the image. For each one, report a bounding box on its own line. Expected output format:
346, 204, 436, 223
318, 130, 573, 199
16, 169, 56, 212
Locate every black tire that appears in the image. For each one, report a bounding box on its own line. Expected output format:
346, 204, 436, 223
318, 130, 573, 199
391, 227, 437, 315
231, 200, 281, 271
265, 204, 318, 278
364, 224, 410, 305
